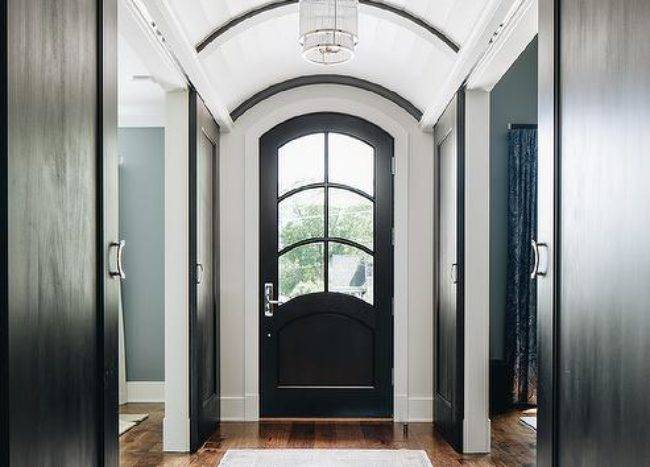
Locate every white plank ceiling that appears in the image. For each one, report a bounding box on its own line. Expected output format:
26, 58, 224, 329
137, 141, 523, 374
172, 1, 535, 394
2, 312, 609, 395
161, 0, 491, 117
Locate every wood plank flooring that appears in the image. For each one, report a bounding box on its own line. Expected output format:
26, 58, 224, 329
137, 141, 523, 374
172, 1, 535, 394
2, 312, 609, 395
119, 403, 535, 466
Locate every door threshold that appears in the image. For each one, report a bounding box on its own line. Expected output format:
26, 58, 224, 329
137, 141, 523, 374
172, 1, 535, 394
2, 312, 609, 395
259, 417, 394, 423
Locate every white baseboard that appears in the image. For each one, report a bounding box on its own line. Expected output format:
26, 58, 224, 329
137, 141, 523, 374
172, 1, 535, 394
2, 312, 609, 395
245, 393, 259, 421
408, 397, 433, 422
127, 381, 165, 403
394, 394, 408, 422
163, 414, 190, 452
220, 396, 246, 421
463, 416, 491, 453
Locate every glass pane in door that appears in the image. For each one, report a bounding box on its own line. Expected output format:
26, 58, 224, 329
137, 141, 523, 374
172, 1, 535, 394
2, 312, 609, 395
279, 242, 325, 301
328, 242, 374, 304
279, 188, 324, 250
278, 133, 325, 195
328, 188, 374, 250
328, 133, 374, 195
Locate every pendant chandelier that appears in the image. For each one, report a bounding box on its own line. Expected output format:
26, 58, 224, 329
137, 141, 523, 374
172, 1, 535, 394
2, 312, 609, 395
299, 0, 359, 65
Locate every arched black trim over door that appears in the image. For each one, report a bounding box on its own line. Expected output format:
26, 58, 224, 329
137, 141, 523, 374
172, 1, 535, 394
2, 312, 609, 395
195, 0, 460, 55
259, 112, 394, 417
231, 75, 423, 122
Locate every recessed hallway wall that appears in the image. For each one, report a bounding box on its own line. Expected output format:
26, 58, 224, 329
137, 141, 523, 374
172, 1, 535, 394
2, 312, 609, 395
118, 127, 165, 382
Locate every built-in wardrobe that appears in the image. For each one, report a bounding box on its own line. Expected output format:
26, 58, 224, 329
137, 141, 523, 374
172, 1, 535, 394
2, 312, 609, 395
1, 0, 120, 464
1, 2, 222, 462
537, 0, 650, 465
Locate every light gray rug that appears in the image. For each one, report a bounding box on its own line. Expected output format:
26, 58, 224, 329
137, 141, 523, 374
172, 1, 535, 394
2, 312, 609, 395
119, 413, 149, 436
218, 449, 432, 466
520, 416, 537, 430
119, 419, 136, 436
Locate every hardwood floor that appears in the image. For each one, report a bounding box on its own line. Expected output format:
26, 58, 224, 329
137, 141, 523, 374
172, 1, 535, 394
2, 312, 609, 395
119, 404, 536, 466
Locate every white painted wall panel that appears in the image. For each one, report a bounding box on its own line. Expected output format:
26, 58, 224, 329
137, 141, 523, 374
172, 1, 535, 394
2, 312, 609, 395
219, 85, 435, 422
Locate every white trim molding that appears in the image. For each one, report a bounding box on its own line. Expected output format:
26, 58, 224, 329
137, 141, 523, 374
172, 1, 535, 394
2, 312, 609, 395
118, 110, 166, 128
126, 381, 165, 403
462, 90, 491, 453
162, 414, 190, 453
163, 90, 191, 452
118, 0, 186, 91
141, 0, 234, 129
408, 397, 433, 422
219, 85, 434, 423
420, 0, 520, 129
467, 0, 538, 91
242, 87, 410, 422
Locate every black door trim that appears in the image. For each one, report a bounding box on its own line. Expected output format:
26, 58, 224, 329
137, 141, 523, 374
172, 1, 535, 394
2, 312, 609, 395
259, 112, 394, 418
455, 88, 466, 447
433, 88, 465, 452
230, 75, 423, 122
98, 0, 119, 465
195, 0, 460, 55
0, 0, 8, 463
188, 86, 199, 450
189, 87, 221, 451
538, 0, 560, 465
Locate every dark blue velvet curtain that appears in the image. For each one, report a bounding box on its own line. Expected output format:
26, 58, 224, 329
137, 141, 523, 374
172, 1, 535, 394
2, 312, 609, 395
505, 128, 538, 406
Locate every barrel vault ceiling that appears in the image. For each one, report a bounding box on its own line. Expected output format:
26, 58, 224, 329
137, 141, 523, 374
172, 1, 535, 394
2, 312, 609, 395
138, 0, 519, 129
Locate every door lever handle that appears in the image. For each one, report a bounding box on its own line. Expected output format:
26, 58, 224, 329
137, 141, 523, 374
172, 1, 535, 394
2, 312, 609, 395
531, 239, 549, 279
109, 240, 126, 280
450, 263, 458, 284
264, 282, 284, 317
196, 263, 204, 284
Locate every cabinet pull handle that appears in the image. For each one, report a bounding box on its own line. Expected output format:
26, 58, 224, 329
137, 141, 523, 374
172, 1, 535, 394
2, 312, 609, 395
109, 240, 126, 280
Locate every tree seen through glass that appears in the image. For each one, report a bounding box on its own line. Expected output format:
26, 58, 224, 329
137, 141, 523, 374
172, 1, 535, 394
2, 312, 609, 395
279, 193, 374, 303
277, 132, 375, 304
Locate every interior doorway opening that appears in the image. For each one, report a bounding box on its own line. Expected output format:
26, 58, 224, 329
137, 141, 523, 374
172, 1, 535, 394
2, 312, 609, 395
259, 113, 395, 418
488, 37, 539, 455
116, 18, 168, 449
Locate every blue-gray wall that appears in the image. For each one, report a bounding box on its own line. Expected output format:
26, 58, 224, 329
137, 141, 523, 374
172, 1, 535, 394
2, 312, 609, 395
119, 127, 165, 381
490, 38, 538, 360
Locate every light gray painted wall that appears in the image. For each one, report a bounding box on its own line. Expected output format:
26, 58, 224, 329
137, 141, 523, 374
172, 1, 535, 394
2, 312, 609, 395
119, 127, 165, 381
489, 38, 538, 360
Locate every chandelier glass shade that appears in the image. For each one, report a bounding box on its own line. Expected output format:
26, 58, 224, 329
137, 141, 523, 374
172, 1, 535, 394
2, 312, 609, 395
299, 0, 359, 65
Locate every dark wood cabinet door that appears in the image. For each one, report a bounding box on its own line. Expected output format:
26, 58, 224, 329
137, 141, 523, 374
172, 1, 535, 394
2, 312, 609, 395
539, 0, 650, 465
259, 113, 394, 418
433, 91, 465, 452
189, 90, 220, 451
558, 0, 650, 465
2, 0, 118, 465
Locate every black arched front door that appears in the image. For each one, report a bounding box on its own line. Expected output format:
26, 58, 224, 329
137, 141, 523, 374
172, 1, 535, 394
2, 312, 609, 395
260, 113, 394, 417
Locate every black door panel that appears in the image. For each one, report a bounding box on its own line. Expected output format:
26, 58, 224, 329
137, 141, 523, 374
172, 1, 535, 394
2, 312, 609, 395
433, 91, 465, 451
260, 113, 393, 418
189, 90, 220, 451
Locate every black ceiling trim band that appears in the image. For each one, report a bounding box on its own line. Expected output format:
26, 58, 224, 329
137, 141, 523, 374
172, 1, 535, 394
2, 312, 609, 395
195, 0, 460, 54
230, 74, 423, 122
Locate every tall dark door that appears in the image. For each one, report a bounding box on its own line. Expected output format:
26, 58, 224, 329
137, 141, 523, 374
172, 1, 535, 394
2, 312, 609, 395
433, 92, 464, 451
2, 0, 118, 465
538, 0, 650, 465
260, 113, 394, 418
189, 90, 220, 451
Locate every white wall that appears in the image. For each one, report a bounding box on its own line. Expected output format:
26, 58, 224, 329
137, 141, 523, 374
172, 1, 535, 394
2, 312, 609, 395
219, 85, 435, 422
163, 90, 190, 451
